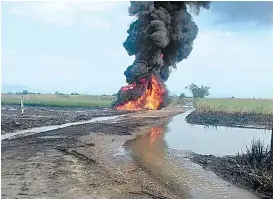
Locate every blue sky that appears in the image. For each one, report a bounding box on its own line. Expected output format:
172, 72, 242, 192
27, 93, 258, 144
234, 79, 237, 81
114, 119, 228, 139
2, 1, 273, 98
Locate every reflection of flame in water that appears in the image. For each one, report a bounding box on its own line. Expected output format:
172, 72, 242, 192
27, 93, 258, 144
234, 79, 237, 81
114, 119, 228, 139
149, 127, 164, 145
126, 123, 258, 199
125, 124, 167, 160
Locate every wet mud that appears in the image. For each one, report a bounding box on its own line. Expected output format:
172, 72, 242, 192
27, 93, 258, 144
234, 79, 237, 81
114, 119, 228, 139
1, 107, 186, 199
186, 110, 273, 129
2, 106, 269, 199
125, 124, 259, 199
191, 154, 273, 199
1, 105, 131, 134
185, 110, 273, 198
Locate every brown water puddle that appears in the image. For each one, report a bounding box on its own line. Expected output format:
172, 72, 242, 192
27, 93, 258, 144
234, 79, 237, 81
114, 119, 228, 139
124, 123, 258, 199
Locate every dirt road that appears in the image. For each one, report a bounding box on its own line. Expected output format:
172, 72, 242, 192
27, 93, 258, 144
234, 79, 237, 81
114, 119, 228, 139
1, 107, 186, 199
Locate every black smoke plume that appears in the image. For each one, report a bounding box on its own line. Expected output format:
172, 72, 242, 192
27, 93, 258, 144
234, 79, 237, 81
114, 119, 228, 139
113, 1, 210, 108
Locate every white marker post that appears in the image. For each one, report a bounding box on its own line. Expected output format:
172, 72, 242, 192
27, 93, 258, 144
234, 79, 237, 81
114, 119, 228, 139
270, 127, 273, 162
20, 95, 24, 115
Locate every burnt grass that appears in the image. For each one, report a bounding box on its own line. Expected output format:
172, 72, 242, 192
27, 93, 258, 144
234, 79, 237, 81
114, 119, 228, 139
191, 150, 273, 198
186, 110, 273, 199
1, 105, 133, 134
187, 110, 273, 198
186, 110, 273, 129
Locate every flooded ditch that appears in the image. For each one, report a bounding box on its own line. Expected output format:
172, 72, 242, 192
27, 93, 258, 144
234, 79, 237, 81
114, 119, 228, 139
165, 110, 271, 156
123, 110, 271, 199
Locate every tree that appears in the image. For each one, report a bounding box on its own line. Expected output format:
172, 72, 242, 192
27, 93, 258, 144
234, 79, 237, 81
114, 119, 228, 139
185, 83, 210, 99
22, 90, 28, 95
179, 93, 186, 99
170, 93, 177, 98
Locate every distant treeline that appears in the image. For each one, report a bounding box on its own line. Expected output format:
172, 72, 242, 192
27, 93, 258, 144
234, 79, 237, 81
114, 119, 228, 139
3, 90, 116, 97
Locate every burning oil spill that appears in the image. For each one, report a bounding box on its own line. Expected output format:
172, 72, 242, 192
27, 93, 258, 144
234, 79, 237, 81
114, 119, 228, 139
112, 1, 210, 110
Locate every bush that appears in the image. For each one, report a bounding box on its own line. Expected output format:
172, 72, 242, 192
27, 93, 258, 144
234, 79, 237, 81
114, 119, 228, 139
242, 139, 270, 167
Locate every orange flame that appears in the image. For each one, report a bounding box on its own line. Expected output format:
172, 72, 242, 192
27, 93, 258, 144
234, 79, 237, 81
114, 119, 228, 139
117, 75, 166, 110
149, 126, 164, 145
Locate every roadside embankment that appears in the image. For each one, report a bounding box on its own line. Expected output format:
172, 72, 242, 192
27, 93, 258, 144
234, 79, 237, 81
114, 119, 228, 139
186, 98, 273, 129
186, 110, 273, 129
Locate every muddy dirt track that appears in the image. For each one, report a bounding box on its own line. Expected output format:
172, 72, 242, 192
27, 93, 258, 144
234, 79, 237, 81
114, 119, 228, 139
1, 105, 131, 134
1, 106, 186, 199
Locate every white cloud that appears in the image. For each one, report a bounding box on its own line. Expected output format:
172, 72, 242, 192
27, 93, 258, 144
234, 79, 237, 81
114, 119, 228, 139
167, 29, 273, 98
2, 50, 89, 81
9, 1, 122, 28
81, 16, 111, 30
1, 48, 133, 94
3, 2, 273, 97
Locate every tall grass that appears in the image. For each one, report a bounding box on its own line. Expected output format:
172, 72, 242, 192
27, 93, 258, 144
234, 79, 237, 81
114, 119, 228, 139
168, 98, 189, 107
1, 94, 191, 108
194, 98, 273, 114
241, 139, 270, 166
1, 94, 115, 108
2, 94, 272, 112
235, 139, 272, 195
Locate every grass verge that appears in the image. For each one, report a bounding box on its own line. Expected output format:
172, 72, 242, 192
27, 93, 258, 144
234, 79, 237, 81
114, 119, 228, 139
1, 94, 192, 108
194, 98, 273, 114
1, 94, 115, 108
186, 98, 273, 128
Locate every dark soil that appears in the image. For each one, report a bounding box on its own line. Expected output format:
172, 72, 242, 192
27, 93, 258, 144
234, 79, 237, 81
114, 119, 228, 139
1, 107, 184, 199
186, 110, 273, 129
1, 105, 132, 134
191, 153, 273, 199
